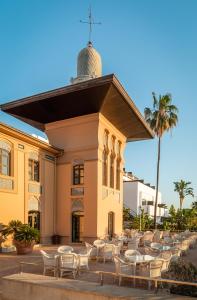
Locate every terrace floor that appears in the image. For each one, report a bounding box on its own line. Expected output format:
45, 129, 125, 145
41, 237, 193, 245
0, 244, 196, 299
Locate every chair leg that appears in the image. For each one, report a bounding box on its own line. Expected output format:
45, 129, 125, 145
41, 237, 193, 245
148, 280, 151, 290
119, 276, 122, 286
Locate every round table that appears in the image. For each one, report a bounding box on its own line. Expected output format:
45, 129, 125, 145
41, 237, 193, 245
151, 245, 171, 251
125, 254, 155, 263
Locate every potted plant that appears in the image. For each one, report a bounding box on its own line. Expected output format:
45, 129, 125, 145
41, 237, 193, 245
13, 224, 39, 254
0, 223, 6, 251
1, 220, 23, 237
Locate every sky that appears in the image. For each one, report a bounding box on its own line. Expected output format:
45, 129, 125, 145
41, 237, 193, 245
0, 0, 197, 209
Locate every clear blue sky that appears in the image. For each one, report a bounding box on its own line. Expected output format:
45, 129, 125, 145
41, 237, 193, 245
0, 0, 196, 208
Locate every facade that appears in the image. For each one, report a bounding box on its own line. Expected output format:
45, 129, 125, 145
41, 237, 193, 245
0, 123, 61, 243
0, 42, 153, 243
123, 172, 167, 222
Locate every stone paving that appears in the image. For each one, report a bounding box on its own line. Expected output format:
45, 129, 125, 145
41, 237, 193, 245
0, 244, 196, 299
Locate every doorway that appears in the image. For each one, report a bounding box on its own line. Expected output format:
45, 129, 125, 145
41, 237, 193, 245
72, 211, 84, 243
28, 210, 40, 230
108, 212, 114, 239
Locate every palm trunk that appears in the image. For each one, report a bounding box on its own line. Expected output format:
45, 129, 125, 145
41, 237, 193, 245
180, 197, 184, 210
154, 137, 161, 229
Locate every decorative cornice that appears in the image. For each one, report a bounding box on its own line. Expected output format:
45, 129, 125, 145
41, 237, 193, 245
0, 122, 63, 156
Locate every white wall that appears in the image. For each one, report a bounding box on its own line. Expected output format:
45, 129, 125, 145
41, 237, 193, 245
123, 181, 165, 220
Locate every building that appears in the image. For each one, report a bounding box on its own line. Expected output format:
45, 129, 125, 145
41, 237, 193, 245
0, 41, 153, 243
123, 171, 167, 222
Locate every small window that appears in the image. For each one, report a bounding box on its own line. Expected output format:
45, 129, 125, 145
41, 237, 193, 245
147, 201, 154, 206
29, 159, 40, 182
142, 200, 147, 206
116, 160, 120, 190
102, 151, 108, 186
110, 155, 114, 188
0, 149, 10, 176
73, 164, 84, 185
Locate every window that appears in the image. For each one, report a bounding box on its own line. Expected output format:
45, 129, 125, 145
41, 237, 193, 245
116, 160, 120, 190
102, 150, 108, 186
0, 148, 10, 176
103, 130, 109, 149
110, 155, 114, 188
28, 159, 40, 182
73, 164, 84, 185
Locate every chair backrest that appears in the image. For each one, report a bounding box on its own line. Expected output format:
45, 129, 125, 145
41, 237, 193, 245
93, 239, 105, 247
85, 242, 93, 252
57, 245, 73, 254
125, 249, 141, 257
103, 244, 115, 255
128, 238, 139, 250
162, 230, 170, 238
40, 250, 57, 266
144, 232, 154, 241
59, 253, 78, 268
149, 259, 163, 278
40, 250, 48, 258
153, 231, 162, 242
150, 242, 161, 249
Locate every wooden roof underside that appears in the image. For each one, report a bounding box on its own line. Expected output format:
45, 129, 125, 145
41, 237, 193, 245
0, 74, 154, 142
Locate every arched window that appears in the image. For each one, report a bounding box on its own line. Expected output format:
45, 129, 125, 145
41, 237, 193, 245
103, 129, 109, 149
28, 160, 40, 182
116, 159, 121, 190
73, 164, 84, 185
0, 141, 11, 176
110, 154, 114, 188
102, 150, 108, 186
115, 141, 122, 190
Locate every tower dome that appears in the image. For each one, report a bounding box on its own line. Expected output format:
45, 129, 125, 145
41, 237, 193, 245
71, 42, 102, 84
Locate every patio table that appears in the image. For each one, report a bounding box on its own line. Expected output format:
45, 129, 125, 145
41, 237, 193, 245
125, 255, 156, 263
151, 245, 171, 251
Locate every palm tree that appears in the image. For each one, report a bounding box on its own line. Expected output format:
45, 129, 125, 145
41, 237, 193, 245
144, 93, 178, 228
191, 200, 197, 210
174, 180, 194, 209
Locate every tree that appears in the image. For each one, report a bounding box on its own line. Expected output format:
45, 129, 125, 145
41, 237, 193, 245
144, 93, 178, 228
192, 201, 197, 210
123, 206, 132, 222
174, 180, 194, 210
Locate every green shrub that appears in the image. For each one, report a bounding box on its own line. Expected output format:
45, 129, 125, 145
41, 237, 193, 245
163, 258, 197, 297
14, 224, 39, 243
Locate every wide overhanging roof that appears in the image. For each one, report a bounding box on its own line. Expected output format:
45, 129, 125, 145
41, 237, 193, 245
0, 74, 154, 142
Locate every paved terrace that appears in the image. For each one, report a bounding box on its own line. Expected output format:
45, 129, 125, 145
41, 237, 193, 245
0, 245, 196, 300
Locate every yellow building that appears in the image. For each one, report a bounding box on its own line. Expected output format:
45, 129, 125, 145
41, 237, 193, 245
0, 42, 153, 243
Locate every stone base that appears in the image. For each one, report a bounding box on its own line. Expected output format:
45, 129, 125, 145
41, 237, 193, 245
1, 273, 189, 300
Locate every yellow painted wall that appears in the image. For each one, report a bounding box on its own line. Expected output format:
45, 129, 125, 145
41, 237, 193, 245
0, 128, 57, 243
45, 113, 127, 241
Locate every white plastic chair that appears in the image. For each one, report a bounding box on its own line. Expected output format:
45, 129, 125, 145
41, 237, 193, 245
85, 241, 97, 257
59, 253, 78, 278
102, 244, 115, 263
93, 240, 105, 261
114, 255, 136, 286
40, 250, 59, 277
78, 247, 92, 271
57, 245, 73, 254
138, 259, 163, 289
128, 237, 140, 250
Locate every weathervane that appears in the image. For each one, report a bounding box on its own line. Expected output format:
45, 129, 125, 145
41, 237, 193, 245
80, 6, 101, 43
